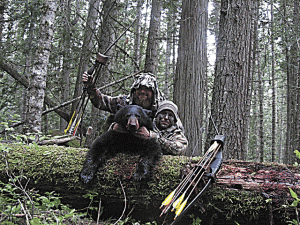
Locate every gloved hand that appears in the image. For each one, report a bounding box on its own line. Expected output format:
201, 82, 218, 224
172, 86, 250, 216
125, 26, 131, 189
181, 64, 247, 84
82, 71, 94, 88
132, 126, 157, 140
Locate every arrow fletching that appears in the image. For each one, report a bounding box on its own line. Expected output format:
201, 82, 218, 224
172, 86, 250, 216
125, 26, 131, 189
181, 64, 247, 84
160, 190, 175, 209
64, 111, 76, 134
207, 141, 218, 153
174, 199, 187, 220
172, 193, 185, 211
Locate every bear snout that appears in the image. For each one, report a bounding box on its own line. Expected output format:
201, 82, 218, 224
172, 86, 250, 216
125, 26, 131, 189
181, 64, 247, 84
126, 116, 140, 132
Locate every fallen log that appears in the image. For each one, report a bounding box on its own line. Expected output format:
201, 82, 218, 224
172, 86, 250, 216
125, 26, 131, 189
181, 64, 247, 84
0, 143, 299, 224
217, 160, 300, 193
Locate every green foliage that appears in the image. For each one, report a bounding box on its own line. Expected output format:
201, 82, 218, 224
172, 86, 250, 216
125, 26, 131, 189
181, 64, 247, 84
190, 214, 202, 225
294, 150, 300, 166
289, 188, 299, 207
287, 188, 300, 225
0, 178, 89, 224
286, 151, 300, 225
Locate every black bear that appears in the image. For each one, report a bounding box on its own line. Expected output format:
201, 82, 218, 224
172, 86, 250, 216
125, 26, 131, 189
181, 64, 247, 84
80, 105, 162, 184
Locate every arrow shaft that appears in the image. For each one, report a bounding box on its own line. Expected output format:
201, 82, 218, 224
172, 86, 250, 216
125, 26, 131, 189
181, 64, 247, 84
170, 179, 212, 225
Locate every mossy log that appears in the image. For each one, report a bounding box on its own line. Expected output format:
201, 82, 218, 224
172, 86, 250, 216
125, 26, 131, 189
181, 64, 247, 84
0, 143, 299, 225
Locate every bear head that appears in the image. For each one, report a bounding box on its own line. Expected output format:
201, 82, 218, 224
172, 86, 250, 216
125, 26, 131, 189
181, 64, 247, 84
114, 105, 153, 132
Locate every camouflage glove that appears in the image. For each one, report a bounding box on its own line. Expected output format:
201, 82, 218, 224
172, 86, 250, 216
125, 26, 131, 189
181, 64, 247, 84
133, 126, 158, 140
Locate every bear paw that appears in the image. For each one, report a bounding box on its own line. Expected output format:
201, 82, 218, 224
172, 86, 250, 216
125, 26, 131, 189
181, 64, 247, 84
134, 163, 151, 181
80, 163, 98, 184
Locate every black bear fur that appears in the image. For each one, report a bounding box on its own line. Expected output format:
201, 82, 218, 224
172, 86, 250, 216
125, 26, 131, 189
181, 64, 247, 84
80, 105, 162, 184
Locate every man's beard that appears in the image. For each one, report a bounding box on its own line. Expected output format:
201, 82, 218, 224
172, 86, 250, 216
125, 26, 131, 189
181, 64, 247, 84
132, 95, 153, 109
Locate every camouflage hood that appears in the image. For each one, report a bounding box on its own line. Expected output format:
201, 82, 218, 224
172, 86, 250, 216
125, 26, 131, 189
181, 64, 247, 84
129, 72, 165, 111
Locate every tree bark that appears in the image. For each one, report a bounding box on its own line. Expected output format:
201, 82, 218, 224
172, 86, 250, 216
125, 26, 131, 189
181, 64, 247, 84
133, 0, 142, 71
258, 39, 264, 163
60, 0, 72, 131
144, 0, 161, 74
0, 1, 5, 41
87, 0, 117, 142
174, 0, 208, 156
27, 0, 58, 133
0, 61, 70, 122
285, 0, 300, 165
207, 0, 254, 160
163, 10, 172, 98
71, 0, 100, 113
270, 1, 276, 162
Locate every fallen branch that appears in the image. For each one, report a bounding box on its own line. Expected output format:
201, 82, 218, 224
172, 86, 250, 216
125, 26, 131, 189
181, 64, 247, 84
42, 97, 81, 116
37, 135, 79, 145
0, 121, 26, 134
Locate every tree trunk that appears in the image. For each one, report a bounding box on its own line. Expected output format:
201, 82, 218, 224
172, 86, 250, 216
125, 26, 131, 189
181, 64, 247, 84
0, 61, 70, 122
207, 0, 254, 160
60, 0, 72, 131
27, 0, 58, 133
270, 1, 276, 162
283, 0, 290, 165
71, 0, 100, 113
0, 1, 4, 41
144, 0, 161, 74
258, 44, 264, 163
174, 0, 208, 156
248, 0, 259, 162
22, 18, 34, 133
133, 0, 142, 71
164, 15, 171, 98
84, 0, 117, 144
286, 0, 300, 165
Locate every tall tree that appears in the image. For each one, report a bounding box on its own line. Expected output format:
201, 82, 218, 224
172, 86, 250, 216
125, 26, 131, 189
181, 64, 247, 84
0, 1, 5, 42
258, 46, 264, 162
164, 10, 172, 98
27, 0, 58, 133
88, 0, 117, 142
59, 0, 73, 131
133, 0, 142, 71
282, 0, 290, 164
248, 0, 260, 161
144, 0, 162, 74
174, 0, 208, 156
285, 0, 300, 164
207, 0, 254, 160
71, 0, 100, 112
269, 0, 276, 162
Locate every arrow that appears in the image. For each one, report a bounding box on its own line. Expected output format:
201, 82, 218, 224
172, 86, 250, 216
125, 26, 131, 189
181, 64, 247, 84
159, 136, 224, 223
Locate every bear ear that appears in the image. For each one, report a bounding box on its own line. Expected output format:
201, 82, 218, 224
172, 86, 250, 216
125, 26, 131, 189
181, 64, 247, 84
116, 104, 124, 111
143, 109, 152, 117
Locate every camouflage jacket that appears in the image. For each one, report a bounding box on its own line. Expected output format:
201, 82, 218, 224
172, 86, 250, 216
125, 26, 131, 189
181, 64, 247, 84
154, 125, 188, 155
86, 73, 164, 117
87, 88, 129, 114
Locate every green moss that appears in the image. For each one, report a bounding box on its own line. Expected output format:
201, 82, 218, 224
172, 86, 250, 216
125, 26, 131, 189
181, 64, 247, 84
205, 186, 266, 221
0, 143, 294, 224
0, 143, 87, 189
0, 143, 190, 199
